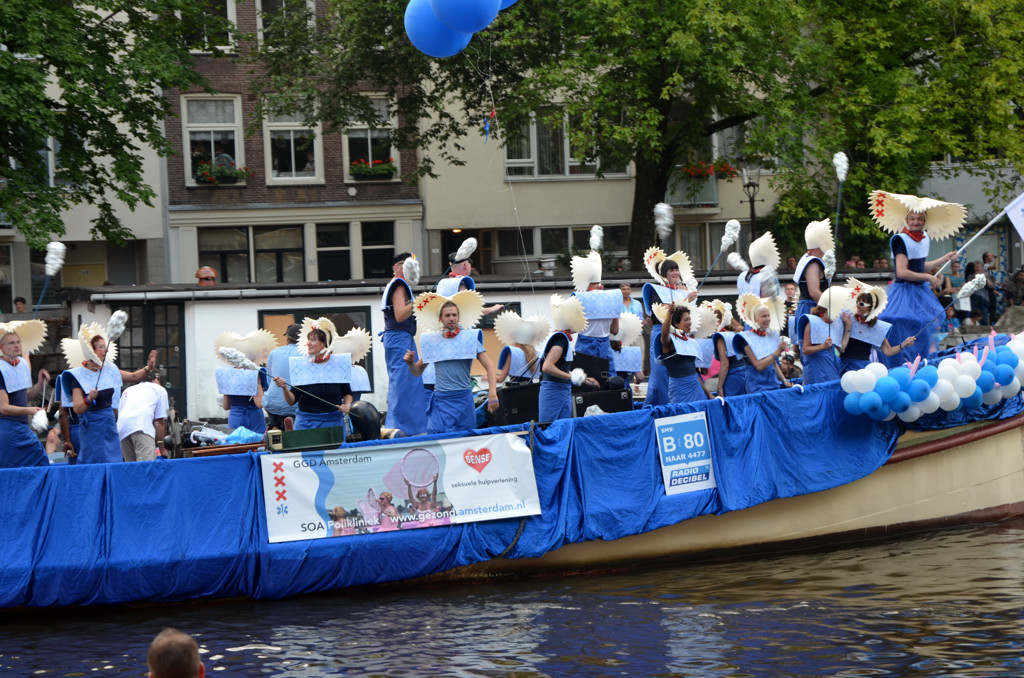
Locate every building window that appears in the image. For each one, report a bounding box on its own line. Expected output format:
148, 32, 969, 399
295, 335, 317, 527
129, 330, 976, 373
505, 107, 629, 178
39, 137, 73, 187
265, 113, 322, 183
540, 227, 568, 255
184, 96, 243, 185
345, 98, 396, 180
361, 221, 394, 278
571, 225, 628, 253
316, 223, 351, 282
185, 0, 236, 52
257, 0, 313, 44
255, 226, 304, 283
198, 225, 304, 283
497, 229, 534, 258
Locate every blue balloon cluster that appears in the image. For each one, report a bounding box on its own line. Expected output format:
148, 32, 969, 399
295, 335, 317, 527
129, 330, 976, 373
404, 0, 518, 58
840, 342, 1024, 423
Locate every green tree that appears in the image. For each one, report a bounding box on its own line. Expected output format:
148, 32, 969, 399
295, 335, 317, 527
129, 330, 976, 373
252, 0, 1024, 268
0, 0, 231, 248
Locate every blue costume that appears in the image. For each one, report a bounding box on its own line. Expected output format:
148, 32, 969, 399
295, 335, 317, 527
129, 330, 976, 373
611, 345, 643, 380
713, 331, 747, 397
264, 342, 300, 420
791, 254, 829, 347
436, 275, 474, 296
419, 328, 483, 434
288, 355, 351, 432
573, 289, 620, 363
381, 276, 428, 435
498, 345, 539, 383
216, 366, 268, 434
880, 232, 940, 367
55, 372, 82, 465
841, 318, 893, 374
642, 283, 692, 408
733, 330, 782, 393
538, 332, 573, 421
0, 358, 48, 468
65, 364, 123, 464
797, 314, 843, 385
657, 333, 707, 404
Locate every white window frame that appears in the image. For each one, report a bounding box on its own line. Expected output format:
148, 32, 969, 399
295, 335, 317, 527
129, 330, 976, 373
263, 114, 324, 185
504, 108, 630, 179
40, 136, 73, 188
182, 95, 244, 187
256, 0, 315, 45
186, 0, 237, 54
344, 96, 399, 182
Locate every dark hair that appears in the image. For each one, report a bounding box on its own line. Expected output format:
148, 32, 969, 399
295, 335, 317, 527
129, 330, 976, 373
285, 323, 302, 343
13, 296, 25, 304
610, 340, 623, 352
307, 328, 328, 344
659, 260, 679, 278
147, 628, 201, 678
856, 292, 878, 327
439, 301, 459, 319
91, 334, 105, 349
671, 306, 689, 326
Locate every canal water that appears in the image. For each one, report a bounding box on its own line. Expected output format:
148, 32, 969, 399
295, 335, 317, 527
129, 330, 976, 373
3, 519, 1024, 676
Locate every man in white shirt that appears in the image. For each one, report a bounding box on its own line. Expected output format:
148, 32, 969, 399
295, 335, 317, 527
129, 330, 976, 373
117, 371, 169, 461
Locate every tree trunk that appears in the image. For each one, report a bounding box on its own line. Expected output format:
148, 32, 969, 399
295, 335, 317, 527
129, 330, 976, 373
628, 155, 673, 271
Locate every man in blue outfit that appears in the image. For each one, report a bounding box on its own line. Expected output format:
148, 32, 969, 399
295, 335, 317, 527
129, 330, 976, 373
264, 323, 301, 430
381, 252, 428, 435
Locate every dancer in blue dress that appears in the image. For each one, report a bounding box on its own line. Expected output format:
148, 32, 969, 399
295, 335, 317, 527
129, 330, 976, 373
653, 302, 710, 404
404, 290, 498, 434
791, 218, 833, 346
539, 294, 595, 421
733, 293, 790, 393
868, 190, 964, 367
0, 320, 50, 468
797, 287, 845, 385
62, 322, 157, 464
571, 228, 620, 363
838, 278, 916, 373
642, 246, 698, 407
381, 253, 428, 435
215, 329, 277, 434
711, 301, 748, 397
731, 231, 781, 298
493, 311, 549, 384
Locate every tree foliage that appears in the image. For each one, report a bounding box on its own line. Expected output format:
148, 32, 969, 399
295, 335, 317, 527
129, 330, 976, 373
253, 0, 1024, 267
0, 0, 228, 248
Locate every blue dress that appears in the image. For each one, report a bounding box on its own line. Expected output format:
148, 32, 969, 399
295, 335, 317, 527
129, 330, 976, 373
539, 333, 573, 421
797, 315, 842, 385
657, 335, 706, 404
792, 254, 829, 349
733, 331, 782, 393
713, 332, 747, 397
880, 233, 941, 367
65, 365, 123, 464
0, 360, 48, 468
381, 277, 428, 435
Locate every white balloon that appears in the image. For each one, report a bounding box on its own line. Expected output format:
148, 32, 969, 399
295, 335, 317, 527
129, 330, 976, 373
1015, 364, 1024, 383
1007, 339, 1024, 357
1001, 378, 1021, 399
982, 388, 1004, 405
932, 379, 955, 401
954, 374, 978, 398
940, 393, 961, 411
884, 409, 897, 421
920, 391, 941, 414
939, 357, 962, 371
958, 351, 978, 363
840, 371, 858, 394
936, 364, 961, 382
853, 369, 876, 394
960, 360, 982, 380
897, 404, 922, 422
866, 362, 889, 380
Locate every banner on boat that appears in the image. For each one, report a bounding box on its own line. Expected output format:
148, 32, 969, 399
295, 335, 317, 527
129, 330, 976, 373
259, 432, 541, 543
654, 411, 717, 495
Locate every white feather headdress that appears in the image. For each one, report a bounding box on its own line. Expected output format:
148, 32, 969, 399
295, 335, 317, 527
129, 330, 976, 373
844, 277, 887, 322
748, 231, 781, 270
804, 218, 833, 252
298, 317, 338, 357
0, 320, 47, 356
61, 322, 119, 368
609, 312, 643, 346
868, 190, 966, 241
644, 247, 694, 286
331, 327, 372, 363
413, 290, 485, 332
571, 251, 603, 292
215, 330, 278, 366
549, 294, 587, 333
736, 293, 786, 333
494, 311, 550, 348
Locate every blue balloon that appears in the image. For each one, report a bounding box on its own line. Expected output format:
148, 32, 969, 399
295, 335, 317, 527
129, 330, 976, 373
962, 385, 984, 409
889, 366, 912, 390
977, 371, 996, 392
997, 364, 1016, 386
867, 402, 892, 420
890, 391, 912, 413
874, 376, 900, 403
860, 391, 883, 412
915, 364, 939, 387
997, 349, 1019, 368
982, 359, 999, 376
430, 0, 501, 34
499, 0, 518, 8
405, 0, 473, 58
843, 392, 864, 415
907, 379, 931, 402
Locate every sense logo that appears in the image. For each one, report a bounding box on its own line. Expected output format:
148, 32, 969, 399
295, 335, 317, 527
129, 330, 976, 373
463, 448, 491, 472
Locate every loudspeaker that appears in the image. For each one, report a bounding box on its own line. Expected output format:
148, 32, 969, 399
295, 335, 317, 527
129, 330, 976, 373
573, 389, 633, 417
572, 352, 612, 381
492, 382, 541, 426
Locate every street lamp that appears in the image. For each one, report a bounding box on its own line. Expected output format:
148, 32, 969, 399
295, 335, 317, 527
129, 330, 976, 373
740, 164, 764, 241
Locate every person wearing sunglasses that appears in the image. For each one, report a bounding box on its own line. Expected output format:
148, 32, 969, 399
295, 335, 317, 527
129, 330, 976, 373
838, 279, 916, 374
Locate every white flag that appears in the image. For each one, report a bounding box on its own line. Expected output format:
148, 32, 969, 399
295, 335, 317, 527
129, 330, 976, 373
1006, 191, 1024, 241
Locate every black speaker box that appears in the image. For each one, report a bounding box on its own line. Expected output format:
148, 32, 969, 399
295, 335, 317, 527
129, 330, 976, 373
572, 352, 612, 381
573, 389, 633, 417
488, 382, 541, 426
